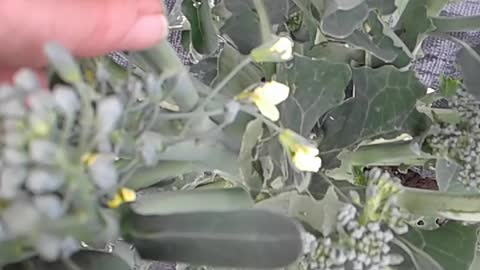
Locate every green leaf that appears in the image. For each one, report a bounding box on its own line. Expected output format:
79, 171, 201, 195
5, 251, 130, 270
343, 30, 397, 62
426, 0, 450, 17
44, 42, 82, 84
122, 209, 303, 268
468, 234, 480, 270
318, 66, 430, 169
368, 12, 412, 65
394, 238, 444, 270
327, 0, 365, 11
328, 140, 429, 182
403, 222, 477, 270
0, 240, 35, 267
439, 75, 461, 97
182, 0, 219, 54
212, 43, 264, 96
256, 186, 345, 235
341, 12, 411, 66
134, 40, 184, 78
238, 118, 264, 191
223, 0, 290, 25
435, 159, 477, 194
126, 161, 205, 190
367, 0, 396, 14
278, 54, 351, 136
130, 188, 254, 215
220, 4, 262, 54
190, 56, 219, 85
320, 0, 370, 38
397, 187, 480, 221
157, 139, 240, 176
431, 15, 480, 32
394, 0, 434, 50
306, 42, 364, 64
456, 43, 480, 100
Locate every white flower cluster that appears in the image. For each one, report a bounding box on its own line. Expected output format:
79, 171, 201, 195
425, 89, 480, 189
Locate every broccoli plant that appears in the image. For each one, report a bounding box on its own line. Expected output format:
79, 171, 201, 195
4, 0, 480, 270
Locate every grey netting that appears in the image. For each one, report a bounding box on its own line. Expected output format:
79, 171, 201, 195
414, 0, 480, 89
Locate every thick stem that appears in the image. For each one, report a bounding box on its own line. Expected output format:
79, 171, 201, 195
75, 83, 95, 155
135, 40, 199, 112
342, 140, 431, 167
397, 186, 480, 221
431, 15, 480, 32
126, 161, 204, 190
252, 0, 273, 43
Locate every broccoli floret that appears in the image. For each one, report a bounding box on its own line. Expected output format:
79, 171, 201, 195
424, 89, 480, 189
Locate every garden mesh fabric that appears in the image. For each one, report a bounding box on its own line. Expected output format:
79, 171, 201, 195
414, 0, 480, 89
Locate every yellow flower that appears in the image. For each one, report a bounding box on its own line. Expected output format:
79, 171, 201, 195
279, 129, 322, 172
292, 147, 322, 172
106, 188, 137, 208
237, 81, 289, 121
81, 152, 98, 166
251, 36, 294, 62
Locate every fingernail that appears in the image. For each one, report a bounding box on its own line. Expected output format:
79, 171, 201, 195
120, 15, 169, 50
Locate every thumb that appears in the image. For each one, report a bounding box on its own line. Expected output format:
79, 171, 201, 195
0, 0, 168, 69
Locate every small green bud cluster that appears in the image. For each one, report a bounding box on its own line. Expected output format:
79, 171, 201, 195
299, 169, 407, 270
424, 89, 480, 189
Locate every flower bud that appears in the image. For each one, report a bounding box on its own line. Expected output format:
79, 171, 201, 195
3, 201, 40, 237
106, 188, 137, 208
14, 68, 40, 91
97, 97, 123, 137
29, 140, 58, 165
26, 169, 64, 193
3, 148, 28, 165
33, 195, 65, 219
0, 86, 26, 118
279, 129, 322, 172
53, 85, 80, 117
4, 132, 27, 147
137, 132, 163, 166
26, 91, 55, 113
224, 100, 240, 124
251, 36, 294, 62
0, 167, 27, 199
34, 233, 62, 261
87, 154, 118, 190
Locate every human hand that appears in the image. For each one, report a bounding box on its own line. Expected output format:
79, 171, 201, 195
0, 0, 168, 82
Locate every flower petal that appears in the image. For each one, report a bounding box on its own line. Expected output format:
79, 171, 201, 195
254, 81, 290, 105
302, 145, 319, 156
253, 98, 280, 121
270, 37, 293, 61
292, 149, 322, 172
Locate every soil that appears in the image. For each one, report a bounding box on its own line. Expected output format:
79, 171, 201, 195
384, 166, 439, 190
